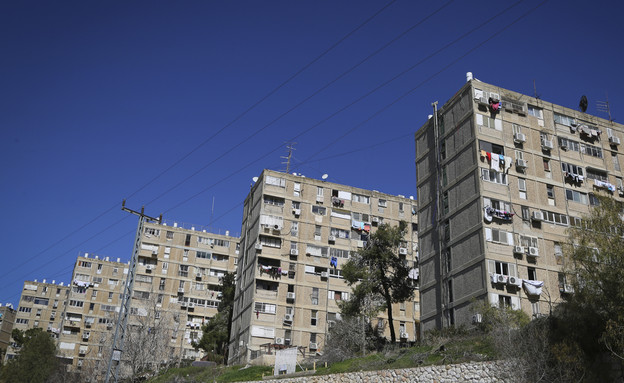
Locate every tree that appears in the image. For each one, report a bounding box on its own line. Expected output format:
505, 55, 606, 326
0, 328, 58, 383
194, 272, 235, 363
341, 221, 416, 343
558, 194, 624, 377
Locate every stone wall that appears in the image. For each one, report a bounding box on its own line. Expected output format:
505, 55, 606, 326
244, 361, 515, 383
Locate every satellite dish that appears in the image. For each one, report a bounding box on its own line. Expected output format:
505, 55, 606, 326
321, 174, 328, 180
579, 95, 588, 113
252, 177, 258, 183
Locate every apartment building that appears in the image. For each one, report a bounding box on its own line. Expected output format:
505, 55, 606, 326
7, 222, 239, 377
0, 304, 16, 357
415, 75, 624, 333
6, 279, 70, 361
228, 170, 419, 366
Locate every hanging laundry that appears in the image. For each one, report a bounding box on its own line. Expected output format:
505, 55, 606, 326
504, 156, 513, 173
522, 279, 544, 296
483, 206, 493, 222
363, 224, 371, 232
486, 152, 492, 162
480, 150, 487, 159
490, 155, 500, 170
489, 97, 500, 111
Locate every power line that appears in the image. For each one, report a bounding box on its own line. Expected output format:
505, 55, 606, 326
1, 2, 396, 285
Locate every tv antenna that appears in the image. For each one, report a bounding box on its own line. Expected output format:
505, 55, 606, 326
597, 93, 614, 123
281, 142, 296, 173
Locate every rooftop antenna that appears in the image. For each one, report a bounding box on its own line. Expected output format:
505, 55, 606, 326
280, 142, 296, 173
533, 79, 541, 100
597, 93, 614, 123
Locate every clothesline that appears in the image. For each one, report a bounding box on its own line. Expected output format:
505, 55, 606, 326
479, 150, 513, 174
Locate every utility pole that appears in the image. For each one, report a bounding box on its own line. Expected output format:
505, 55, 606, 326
105, 200, 162, 383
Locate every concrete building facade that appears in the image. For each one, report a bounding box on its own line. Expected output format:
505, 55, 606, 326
6, 222, 239, 377
415, 76, 624, 332
0, 304, 16, 357
228, 170, 419, 366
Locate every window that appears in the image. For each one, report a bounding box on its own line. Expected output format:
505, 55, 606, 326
311, 205, 326, 215
314, 225, 321, 237
542, 210, 569, 225
145, 227, 160, 237
519, 235, 538, 248
558, 137, 580, 152
330, 248, 350, 259
566, 189, 588, 204
484, 227, 513, 245
311, 310, 317, 326
259, 235, 281, 248
328, 290, 349, 301
306, 245, 328, 257
352, 193, 370, 204
613, 152, 621, 171
292, 201, 300, 210
528, 105, 543, 119
543, 158, 551, 172
16, 319, 29, 324
561, 162, 584, 177
311, 287, 319, 305
589, 193, 600, 206
135, 291, 150, 300
546, 185, 555, 199
159, 278, 166, 291
293, 182, 301, 197
317, 186, 324, 197
487, 260, 517, 277
78, 261, 92, 268
290, 222, 298, 236
527, 267, 537, 281
518, 178, 527, 199
499, 295, 512, 308
476, 114, 502, 130
34, 298, 49, 305
18, 307, 31, 313
442, 192, 449, 214
378, 199, 387, 207
166, 231, 174, 240
481, 168, 507, 185
196, 251, 210, 259
484, 197, 511, 212
254, 302, 276, 314
554, 112, 576, 127
178, 265, 189, 277
265, 176, 286, 187
330, 227, 349, 239
521, 206, 530, 220
581, 143, 603, 158
263, 195, 285, 206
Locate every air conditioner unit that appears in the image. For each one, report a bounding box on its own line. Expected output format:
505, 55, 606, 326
400, 332, 408, 339
478, 96, 489, 105
180, 301, 187, 307
516, 158, 528, 168
255, 243, 263, 250
178, 288, 185, 293
528, 247, 539, 256
107, 323, 113, 329
287, 292, 296, 300
507, 276, 520, 286
497, 274, 508, 284
290, 249, 299, 256
513, 246, 525, 254
542, 139, 554, 149
372, 217, 379, 223
357, 240, 364, 248
399, 247, 408, 255
293, 208, 301, 216
472, 314, 483, 324
195, 272, 202, 278
275, 337, 284, 345
563, 284, 574, 293
610, 136, 621, 145
83, 333, 90, 340
309, 342, 318, 349
145, 265, 154, 270
188, 302, 195, 308
328, 320, 335, 328
283, 314, 293, 322
316, 196, 324, 203
328, 235, 336, 242
320, 271, 329, 278
531, 211, 544, 221
513, 132, 526, 143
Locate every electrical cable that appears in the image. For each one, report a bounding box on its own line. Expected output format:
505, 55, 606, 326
0, 2, 396, 285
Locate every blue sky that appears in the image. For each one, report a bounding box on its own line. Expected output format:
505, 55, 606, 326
1, 0, 623, 306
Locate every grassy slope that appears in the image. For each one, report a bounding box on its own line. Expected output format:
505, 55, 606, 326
148, 334, 496, 382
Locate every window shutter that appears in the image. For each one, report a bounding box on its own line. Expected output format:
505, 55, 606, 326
476, 114, 483, 126
487, 259, 495, 274
511, 296, 521, 310
508, 263, 517, 278
494, 119, 503, 131
483, 197, 491, 207
507, 232, 514, 246
488, 293, 499, 307
485, 228, 492, 242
